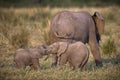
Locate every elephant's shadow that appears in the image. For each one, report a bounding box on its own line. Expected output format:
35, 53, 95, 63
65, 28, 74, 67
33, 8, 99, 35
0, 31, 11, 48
102, 55, 120, 65
87, 55, 120, 71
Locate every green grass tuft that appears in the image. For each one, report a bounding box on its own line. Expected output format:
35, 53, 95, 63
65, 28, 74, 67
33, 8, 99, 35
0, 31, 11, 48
101, 38, 116, 56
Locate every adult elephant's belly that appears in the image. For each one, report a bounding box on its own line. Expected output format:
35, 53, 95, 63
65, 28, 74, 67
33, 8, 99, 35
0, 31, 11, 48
54, 25, 89, 44
73, 13, 89, 43
73, 32, 89, 44
74, 25, 89, 44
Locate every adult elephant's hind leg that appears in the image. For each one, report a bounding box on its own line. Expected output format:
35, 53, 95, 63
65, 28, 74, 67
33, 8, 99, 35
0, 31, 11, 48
59, 54, 68, 66
88, 18, 103, 67
89, 42, 103, 67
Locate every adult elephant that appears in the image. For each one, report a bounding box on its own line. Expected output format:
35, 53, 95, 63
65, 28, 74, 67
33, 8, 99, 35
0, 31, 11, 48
49, 11, 105, 67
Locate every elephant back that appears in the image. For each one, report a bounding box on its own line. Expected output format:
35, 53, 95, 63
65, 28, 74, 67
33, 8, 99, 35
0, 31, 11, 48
50, 11, 90, 44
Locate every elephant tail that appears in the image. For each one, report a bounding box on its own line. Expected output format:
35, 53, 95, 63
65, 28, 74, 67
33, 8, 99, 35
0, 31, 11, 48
54, 31, 73, 39
81, 50, 89, 68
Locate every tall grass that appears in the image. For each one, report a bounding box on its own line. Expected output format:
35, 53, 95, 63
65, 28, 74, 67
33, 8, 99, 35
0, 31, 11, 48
9, 28, 30, 49
101, 38, 116, 57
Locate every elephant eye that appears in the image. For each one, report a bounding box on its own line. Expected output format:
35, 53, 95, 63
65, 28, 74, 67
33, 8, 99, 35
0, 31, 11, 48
101, 19, 104, 21
50, 47, 52, 49
50, 47, 53, 50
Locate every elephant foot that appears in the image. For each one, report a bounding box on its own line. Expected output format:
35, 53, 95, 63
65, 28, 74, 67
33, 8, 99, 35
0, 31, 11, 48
95, 60, 103, 67
51, 62, 57, 67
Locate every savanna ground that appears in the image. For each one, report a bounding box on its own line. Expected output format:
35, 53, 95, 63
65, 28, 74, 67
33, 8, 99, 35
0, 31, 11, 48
0, 0, 120, 80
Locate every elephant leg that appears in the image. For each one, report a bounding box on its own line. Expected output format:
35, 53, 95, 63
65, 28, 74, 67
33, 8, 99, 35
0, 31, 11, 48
21, 63, 26, 69
88, 18, 103, 67
89, 40, 103, 67
51, 54, 58, 67
73, 62, 81, 69
70, 64, 80, 70
68, 58, 77, 70
16, 61, 26, 69
14, 61, 19, 68
89, 22, 103, 67
32, 58, 39, 70
59, 54, 67, 66
30, 63, 35, 69
30, 64, 33, 69
68, 60, 73, 68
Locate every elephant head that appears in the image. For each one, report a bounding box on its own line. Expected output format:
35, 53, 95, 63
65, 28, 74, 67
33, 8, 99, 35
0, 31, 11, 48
37, 45, 48, 55
30, 45, 48, 59
92, 12, 105, 42
48, 42, 68, 57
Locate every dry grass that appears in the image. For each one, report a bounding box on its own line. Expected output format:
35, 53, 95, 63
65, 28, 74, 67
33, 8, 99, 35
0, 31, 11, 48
0, 6, 120, 80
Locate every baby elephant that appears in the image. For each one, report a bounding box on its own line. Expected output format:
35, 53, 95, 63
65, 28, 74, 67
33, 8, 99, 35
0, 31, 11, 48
48, 42, 89, 70
14, 45, 48, 70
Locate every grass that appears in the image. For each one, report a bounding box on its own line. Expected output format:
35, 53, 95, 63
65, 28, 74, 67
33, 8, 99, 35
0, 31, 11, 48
101, 38, 116, 57
0, 5, 120, 80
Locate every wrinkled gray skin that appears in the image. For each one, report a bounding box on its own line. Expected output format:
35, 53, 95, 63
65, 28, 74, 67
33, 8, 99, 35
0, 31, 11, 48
49, 11, 105, 67
14, 45, 48, 70
48, 42, 89, 70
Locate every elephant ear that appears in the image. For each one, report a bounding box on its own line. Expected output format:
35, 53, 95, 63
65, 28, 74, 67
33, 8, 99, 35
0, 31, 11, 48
57, 42, 68, 57
92, 12, 105, 35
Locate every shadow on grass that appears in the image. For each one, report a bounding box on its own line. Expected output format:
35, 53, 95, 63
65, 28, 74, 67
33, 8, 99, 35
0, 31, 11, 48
102, 55, 120, 65
87, 55, 120, 71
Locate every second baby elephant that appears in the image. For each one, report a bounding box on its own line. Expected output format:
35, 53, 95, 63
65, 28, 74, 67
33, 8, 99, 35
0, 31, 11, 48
48, 42, 89, 70
14, 45, 48, 70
